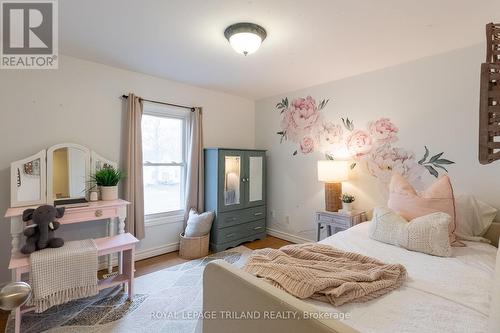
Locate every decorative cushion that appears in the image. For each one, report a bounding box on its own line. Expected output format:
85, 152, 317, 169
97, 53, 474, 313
369, 207, 452, 257
184, 209, 215, 237
387, 174, 460, 246
455, 194, 497, 242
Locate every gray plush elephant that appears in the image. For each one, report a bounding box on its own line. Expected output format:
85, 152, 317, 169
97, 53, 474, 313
21, 205, 65, 254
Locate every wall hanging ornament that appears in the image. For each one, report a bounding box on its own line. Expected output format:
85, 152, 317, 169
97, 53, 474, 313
276, 95, 455, 184
479, 22, 500, 164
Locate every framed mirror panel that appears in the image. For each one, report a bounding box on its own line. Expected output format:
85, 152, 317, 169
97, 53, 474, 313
46, 143, 91, 205
10, 151, 47, 207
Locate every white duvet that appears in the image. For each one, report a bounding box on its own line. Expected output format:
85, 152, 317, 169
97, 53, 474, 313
306, 222, 497, 333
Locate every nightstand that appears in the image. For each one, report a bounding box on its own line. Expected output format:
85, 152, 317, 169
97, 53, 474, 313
315, 210, 368, 241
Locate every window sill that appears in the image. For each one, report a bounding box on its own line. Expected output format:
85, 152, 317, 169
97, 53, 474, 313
145, 211, 184, 227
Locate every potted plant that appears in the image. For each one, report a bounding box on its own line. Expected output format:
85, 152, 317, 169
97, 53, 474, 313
340, 193, 355, 212
90, 166, 125, 201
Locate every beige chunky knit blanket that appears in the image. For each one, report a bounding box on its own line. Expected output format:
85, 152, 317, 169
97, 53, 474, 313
243, 243, 407, 306
30, 239, 99, 313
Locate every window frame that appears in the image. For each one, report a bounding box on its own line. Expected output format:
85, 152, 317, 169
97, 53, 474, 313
142, 102, 189, 222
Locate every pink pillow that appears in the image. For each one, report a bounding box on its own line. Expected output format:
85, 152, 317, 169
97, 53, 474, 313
388, 174, 461, 246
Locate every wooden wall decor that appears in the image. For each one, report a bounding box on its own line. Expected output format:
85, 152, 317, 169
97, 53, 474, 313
479, 23, 500, 164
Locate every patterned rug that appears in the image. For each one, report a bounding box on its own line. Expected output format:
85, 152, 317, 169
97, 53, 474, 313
5, 246, 252, 333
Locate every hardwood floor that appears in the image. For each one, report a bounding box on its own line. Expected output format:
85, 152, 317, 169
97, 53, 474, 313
0, 235, 291, 332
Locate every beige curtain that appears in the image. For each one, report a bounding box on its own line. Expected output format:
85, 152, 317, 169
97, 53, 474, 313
184, 107, 204, 227
124, 93, 145, 239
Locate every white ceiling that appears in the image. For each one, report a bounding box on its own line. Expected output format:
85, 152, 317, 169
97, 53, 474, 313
60, 0, 500, 99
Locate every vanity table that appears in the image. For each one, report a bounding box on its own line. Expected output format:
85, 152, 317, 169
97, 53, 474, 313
6, 143, 130, 280
5, 199, 129, 255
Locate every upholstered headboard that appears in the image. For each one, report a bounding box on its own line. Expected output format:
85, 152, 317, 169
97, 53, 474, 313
484, 222, 500, 247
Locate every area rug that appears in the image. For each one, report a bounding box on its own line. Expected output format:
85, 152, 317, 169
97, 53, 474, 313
5, 246, 252, 333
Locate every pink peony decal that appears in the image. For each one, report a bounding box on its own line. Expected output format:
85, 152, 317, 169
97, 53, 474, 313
346, 130, 373, 158
290, 96, 320, 129
280, 108, 302, 141
275, 96, 454, 181
299, 136, 315, 154
276, 96, 328, 155
366, 145, 424, 184
314, 121, 343, 148
369, 118, 398, 144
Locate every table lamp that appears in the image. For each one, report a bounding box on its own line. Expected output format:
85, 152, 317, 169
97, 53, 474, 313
317, 160, 349, 212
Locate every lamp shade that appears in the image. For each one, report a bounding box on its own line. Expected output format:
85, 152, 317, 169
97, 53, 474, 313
317, 160, 349, 182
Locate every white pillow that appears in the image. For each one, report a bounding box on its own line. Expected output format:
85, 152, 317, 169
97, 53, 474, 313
184, 209, 214, 237
455, 195, 497, 242
369, 207, 452, 257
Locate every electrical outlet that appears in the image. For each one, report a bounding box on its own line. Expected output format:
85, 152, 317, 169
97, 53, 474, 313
285, 215, 290, 224
270, 210, 276, 218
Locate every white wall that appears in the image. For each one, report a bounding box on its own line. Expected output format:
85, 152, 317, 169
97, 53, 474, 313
255, 43, 500, 242
0, 55, 255, 283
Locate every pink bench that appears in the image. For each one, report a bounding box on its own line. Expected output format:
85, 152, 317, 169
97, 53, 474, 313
9, 233, 139, 333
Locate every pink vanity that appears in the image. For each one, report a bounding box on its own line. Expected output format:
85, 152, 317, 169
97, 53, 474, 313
5, 143, 139, 333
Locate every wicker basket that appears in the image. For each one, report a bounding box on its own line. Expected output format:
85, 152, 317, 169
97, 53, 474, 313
179, 233, 210, 259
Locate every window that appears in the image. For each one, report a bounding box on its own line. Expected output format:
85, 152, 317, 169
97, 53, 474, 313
142, 103, 188, 217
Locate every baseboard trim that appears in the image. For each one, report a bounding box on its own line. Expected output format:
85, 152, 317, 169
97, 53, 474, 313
136, 242, 180, 261
266, 228, 313, 244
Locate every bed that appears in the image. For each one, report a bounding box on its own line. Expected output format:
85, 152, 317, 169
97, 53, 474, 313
203, 222, 500, 333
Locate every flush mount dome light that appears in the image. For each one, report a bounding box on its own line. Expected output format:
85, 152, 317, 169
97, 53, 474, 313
224, 22, 267, 56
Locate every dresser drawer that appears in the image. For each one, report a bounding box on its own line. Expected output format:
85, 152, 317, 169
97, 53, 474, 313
212, 219, 266, 244
217, 206, 266, 229
245, 219, 266, 234
59, 207, 117, 224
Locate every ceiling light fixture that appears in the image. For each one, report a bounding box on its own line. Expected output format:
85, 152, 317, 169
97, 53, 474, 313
224, 22, 267, 56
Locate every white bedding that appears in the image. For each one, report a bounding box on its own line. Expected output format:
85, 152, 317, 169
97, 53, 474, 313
307, 222, 497, 333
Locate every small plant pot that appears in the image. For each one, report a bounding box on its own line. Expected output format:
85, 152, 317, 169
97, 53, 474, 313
100, 186, 118, 201
89, 191, 99, 202
341, 202, 352, 212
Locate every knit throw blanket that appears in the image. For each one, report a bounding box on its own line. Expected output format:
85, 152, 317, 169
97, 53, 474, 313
243, 243, 407, 306
29, 239, 99, 313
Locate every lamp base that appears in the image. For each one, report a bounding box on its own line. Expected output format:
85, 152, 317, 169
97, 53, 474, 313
325, 182, 342, 212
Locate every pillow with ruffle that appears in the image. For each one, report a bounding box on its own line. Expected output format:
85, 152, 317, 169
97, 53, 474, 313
388, 174, 461, 246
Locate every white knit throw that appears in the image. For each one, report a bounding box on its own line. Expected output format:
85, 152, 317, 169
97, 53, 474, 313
29, 239, 99, 313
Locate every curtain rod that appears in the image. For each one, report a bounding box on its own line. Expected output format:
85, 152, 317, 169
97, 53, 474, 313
121, 94, 195, 112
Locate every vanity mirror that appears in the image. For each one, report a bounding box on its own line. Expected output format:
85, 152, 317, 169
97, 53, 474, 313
10, 151, 47, 207
47, 143, 90, 206
10, 143, 117, 208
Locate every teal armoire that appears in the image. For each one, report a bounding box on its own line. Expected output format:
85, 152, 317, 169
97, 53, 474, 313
204, 148, 266, 252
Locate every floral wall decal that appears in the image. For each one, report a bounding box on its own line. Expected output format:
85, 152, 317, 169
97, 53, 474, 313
276, 95, 455, 183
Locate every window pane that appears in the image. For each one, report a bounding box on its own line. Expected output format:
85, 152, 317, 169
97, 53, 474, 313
143, 165, 182, 215
142, 114, 183, 163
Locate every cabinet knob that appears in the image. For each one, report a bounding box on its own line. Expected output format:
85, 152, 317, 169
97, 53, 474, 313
95, 210, 103, 217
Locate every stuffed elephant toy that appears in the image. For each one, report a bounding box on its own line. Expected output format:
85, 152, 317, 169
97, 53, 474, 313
21, 205, 65, 254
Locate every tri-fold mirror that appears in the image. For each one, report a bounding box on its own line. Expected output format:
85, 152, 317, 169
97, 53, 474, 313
10, 143, 116, 207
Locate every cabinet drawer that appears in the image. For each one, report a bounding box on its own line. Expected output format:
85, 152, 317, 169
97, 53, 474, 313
245, 219, 266, 235
217, 206, 266, 229
59, 207, 117, 224
317, 214, 351, 228
213, 219, 266, 244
